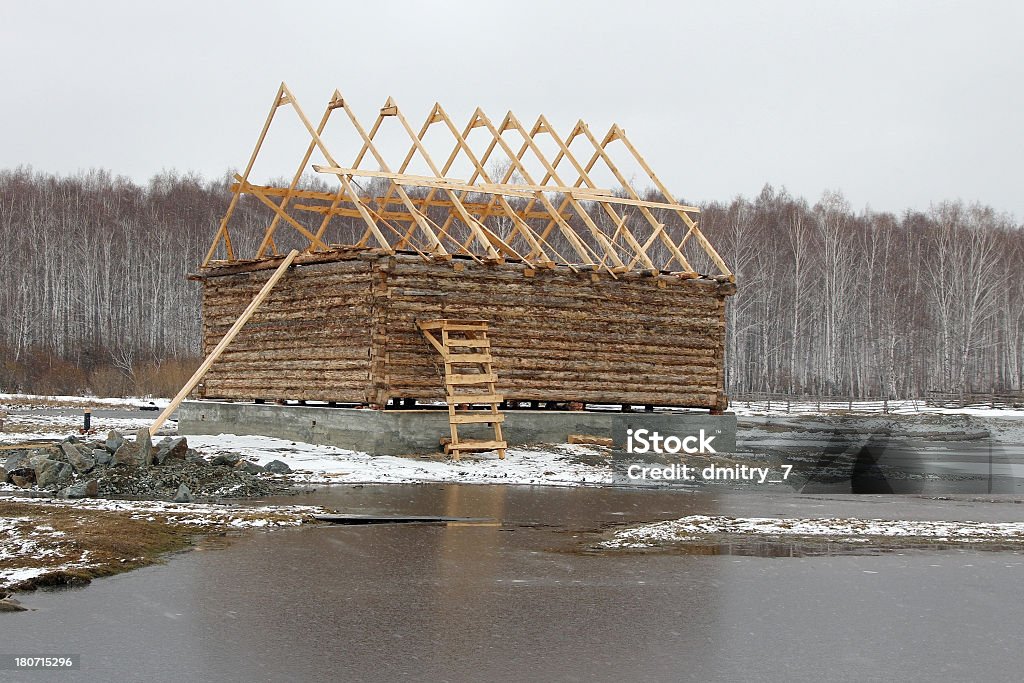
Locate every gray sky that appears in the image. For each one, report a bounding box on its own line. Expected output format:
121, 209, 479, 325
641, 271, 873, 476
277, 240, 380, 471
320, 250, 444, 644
1, 0, 1021, 219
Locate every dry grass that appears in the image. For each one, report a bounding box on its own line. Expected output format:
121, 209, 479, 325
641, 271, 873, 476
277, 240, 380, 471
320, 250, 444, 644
0, 501, 201, 591
1, 498, 321, 593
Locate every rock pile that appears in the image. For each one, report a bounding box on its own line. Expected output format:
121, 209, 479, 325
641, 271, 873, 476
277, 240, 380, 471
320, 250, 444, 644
2, 429, 294, 501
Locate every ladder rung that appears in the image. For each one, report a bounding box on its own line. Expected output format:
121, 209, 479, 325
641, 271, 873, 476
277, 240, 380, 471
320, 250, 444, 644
446, 339, 490, 348
419, 319, 488, 330
445, 353, 492, 363
448, 393, 504, 404
446, 439, 508, 453
449, 413, 505, 424
446, 373, 497, 385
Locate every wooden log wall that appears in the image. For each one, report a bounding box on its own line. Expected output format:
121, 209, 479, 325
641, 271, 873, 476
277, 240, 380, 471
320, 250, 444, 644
199, 258, 374, 401
198, 253, 734, 408
377, 255, 732, 408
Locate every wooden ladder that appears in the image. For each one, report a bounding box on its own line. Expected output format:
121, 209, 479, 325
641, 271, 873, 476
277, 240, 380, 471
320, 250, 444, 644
418, 319, 507, 460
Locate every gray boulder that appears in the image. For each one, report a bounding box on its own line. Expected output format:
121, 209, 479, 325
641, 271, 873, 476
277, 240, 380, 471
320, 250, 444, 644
235, 460, 263, 475
105, 430, 125, 454
210, 454, 240, 467
56, 463, 73, 487
60, 442, 95, 474
135, 429, 154, 465
173, 483, 193, 503
185, 450, 207, 466
63, 479, 98, 499
263, 460, 292, 474
3, 450, 32, 473
111, 441, 148, 468
92, 449, 112, 466
32, 457, 72, 488
154, 436, 188, 465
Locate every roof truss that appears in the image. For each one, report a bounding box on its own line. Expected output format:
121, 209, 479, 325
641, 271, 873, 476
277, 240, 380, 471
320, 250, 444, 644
203, 82, 732, 278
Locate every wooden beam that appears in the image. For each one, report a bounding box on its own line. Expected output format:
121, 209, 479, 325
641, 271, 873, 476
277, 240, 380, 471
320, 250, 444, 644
291, 200, 563, 222
476, 112, 603, 269
509, 113, 626, 269
312, 165, 614, 199
429, 106, 555, 265
310, 166, 467, 184
577, 121, 696, 273
534, 114, 657, 271
613, 125, 731, 277
256, 91, 338, 258
334, 174, 395, 252
149, 250, 300, 436
202, 83, 286, 266
332, 97, 446, 255
236, 177, 331, 252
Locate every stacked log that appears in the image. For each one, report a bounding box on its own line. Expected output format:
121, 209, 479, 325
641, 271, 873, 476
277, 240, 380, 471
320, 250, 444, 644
200, 259, 374, 401
377, 255, 729, 408
198, 252, 733, 408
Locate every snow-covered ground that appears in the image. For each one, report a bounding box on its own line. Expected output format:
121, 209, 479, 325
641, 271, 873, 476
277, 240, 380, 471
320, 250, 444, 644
188, 434, 613, 486
0, 516, 85, 589
2, 410, 615, 487
601, 515, 1024, 549
0, 393, 169, 409
729, 397, 1024, 418
1, 395, 617, 486
2, 416, 615, 488
0, 414, 156, 441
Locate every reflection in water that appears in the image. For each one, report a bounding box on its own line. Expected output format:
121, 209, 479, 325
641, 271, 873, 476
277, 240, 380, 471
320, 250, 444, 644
437, 485, 506, 661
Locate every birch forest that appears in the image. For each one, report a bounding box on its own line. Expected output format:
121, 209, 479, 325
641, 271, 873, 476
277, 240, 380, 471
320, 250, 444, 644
0, 166, 1021, 400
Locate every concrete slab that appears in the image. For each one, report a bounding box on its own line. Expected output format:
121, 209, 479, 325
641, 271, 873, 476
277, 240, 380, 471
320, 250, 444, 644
175, 401, 737, 456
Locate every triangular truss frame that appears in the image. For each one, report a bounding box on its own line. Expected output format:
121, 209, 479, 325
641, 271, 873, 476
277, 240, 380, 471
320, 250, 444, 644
202, 82, 732, 279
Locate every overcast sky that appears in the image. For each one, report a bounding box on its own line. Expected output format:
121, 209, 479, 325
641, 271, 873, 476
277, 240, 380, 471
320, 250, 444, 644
1, 0, 1021, 219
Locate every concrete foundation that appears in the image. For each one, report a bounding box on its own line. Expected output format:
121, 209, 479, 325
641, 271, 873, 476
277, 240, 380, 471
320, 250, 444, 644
175, 401, 737, 455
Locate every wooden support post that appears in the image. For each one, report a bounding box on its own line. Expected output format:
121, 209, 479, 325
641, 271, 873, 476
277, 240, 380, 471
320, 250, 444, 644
149, 250, 300, 436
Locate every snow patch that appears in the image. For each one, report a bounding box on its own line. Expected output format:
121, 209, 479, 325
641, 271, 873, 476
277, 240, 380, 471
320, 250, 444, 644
602, 515, 1024, 548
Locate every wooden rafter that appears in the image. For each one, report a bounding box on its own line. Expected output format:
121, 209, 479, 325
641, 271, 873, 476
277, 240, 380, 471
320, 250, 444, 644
203, 82, 732, 279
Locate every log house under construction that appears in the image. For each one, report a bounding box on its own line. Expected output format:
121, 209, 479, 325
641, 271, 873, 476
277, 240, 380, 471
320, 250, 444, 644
188, 84, 736, 450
